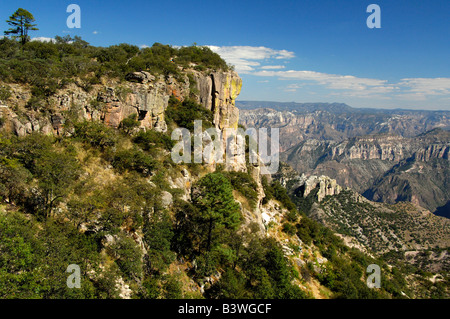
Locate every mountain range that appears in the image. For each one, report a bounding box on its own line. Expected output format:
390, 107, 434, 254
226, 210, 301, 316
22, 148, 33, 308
239, 101, 450, 216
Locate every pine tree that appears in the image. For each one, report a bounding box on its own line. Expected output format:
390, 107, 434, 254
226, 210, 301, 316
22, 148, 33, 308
192, 172, 242, 253
4, 8, 39, 45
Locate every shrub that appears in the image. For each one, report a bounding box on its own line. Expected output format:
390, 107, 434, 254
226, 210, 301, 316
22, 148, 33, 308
119, 113, 140, 134
0, 85, 11, 101
175, 46, 229, 71
132, 129, 175, 152
165, 96, 213, 131
222, 171, 259, 209
109, 233, 143, 282
282, 222, 296, 236
73, 121, 118, 149
112, 147, 157, 176
162, 275, 183, 299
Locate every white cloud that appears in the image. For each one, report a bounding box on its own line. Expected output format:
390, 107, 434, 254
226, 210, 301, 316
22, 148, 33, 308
252, 69, 394, 97
93, 31, 99, 35
398, 78, 450, 96
260, 65, 286, 70
207, 45, 295, 73
274, 50, 295, 60
284, 83, 304, 92
31, 37, 56, 43
263, 70, 450, 101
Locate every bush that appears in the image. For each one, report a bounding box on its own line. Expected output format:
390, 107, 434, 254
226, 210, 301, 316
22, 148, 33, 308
112, 147, 157, 176
119, 113, 140, 134
0, 37, 228, 88
162, 275, 183, 299
108, 233, 143, 282
132, 129, 175, 152
175, 45, 229, 71
165, 96, 213, 131
222, 171, 259, 209
0, 85, 11, 101
73, 121, 118, 149
282, 222, 296, 236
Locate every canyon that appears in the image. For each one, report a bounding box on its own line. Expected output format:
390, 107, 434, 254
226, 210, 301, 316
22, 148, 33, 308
239, 102, 450, 215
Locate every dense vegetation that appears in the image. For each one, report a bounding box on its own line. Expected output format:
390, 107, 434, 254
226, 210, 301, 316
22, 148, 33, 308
165, 95, 214, 132
1, 116, 413, 299
0, 118, 305, 299
260, 178, 411, 298
0, 36, 229, 109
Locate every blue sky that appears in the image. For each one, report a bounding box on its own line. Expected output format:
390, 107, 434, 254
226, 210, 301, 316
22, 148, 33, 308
1, 0, 449, 110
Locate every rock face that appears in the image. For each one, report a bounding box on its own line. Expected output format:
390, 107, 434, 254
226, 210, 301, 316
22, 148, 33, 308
275, 164, 450, 272
192, 71, 242, 130
0, 69, 272, 234
275, 129, 450, 213
0, 69, 242, 137
239, 104, 450, 152
281, 174, 342, 202
239, 104, 450, 214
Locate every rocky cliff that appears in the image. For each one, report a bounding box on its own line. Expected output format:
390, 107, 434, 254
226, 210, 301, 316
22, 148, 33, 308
276, 129, 450, 213
1, 66, 277, 234
239, 106, 450, 152
279, 173, 342, 203
0, 69, 242, 137
240, 102, 450, 214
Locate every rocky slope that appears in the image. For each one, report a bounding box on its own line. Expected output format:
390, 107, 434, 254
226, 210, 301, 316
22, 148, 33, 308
239, 104, 449, 214
1, 41, 447, 299
0, 60, 277, 250
279, 129, 450, 213
275, 164, 450, 274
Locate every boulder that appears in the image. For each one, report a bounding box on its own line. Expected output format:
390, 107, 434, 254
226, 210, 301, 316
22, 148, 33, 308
160, 191, 173, 208
125, 71, 155, 84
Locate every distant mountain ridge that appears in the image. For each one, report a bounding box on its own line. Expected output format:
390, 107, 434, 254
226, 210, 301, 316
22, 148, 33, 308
237, 100, 450, 115
237, 101, 353, 113
283, 129, 449, 214
239, 101, 450, 216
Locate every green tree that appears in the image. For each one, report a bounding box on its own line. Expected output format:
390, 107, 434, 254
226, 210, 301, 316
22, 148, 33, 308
192, 172, 242, 253
119, 113, 140, 135
0, 157, 31, 204
144, 209, 176, 274
4, 8, 39, 45
34, 150, 80, 218
206, 268, 249, 299
108, 233, 143, 283
162, 275, 183, 299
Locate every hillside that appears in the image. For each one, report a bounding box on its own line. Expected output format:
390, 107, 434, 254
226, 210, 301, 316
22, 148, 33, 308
1, 37, 445, 299
274, 164, 449, 297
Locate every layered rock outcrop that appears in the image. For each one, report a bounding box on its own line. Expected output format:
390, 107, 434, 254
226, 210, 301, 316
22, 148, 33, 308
239, 106, 450, 152
280, 173, 342, 203
0, 68, 242, 137
192, 71, 242, 130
